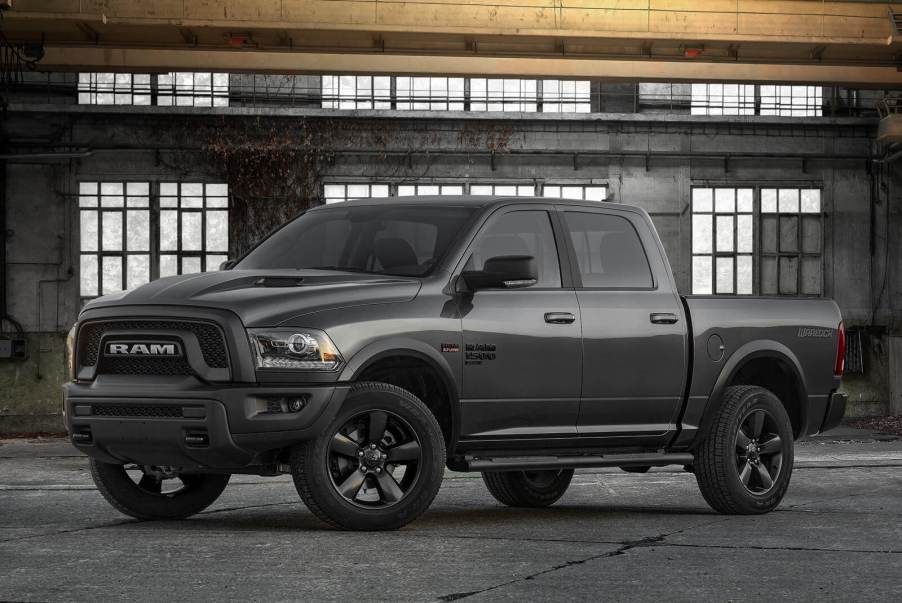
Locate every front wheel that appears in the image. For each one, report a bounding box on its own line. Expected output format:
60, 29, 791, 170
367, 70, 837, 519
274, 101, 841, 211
694, 385, 794, 514
482, 469, 574, 507
290, 382, 446, 531
90, 460, 230, 520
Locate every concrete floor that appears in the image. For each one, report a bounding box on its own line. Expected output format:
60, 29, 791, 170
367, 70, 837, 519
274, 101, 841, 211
1, 428, 901, 602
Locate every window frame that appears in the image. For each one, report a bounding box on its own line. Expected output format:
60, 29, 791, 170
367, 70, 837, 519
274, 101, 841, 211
556, 208, 658, 292
453, 205, 574, 291
689, 185, 825, 296
758, 187, 825, 296
77, 181, 230, 302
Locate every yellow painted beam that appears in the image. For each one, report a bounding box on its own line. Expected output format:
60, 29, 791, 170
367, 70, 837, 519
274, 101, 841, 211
37, 45, 902, 86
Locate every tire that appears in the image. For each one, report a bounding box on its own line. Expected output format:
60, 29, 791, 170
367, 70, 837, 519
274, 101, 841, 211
694, 385, 794, 514
482, 469, 574, 508
89, 460, 230, 520
290, 382, 446, 531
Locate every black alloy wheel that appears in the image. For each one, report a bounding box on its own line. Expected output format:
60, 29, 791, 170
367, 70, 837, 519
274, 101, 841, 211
327, 409, 423, 508
734, 408, 784, 494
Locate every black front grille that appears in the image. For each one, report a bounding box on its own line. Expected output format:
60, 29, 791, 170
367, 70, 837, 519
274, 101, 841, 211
91, 404, 183, 418
98, 356, 194, 376
79, 319, 228, 370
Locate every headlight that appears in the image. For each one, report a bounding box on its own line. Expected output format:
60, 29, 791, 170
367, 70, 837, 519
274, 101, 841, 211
247, 328, 342, 371
65, 324, 77, 380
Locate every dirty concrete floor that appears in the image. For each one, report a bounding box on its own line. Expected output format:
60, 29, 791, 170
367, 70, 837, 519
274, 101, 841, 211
1, 427, 900, 602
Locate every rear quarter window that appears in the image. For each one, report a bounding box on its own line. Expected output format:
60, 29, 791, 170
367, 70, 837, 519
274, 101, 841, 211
563, 212, 654, 288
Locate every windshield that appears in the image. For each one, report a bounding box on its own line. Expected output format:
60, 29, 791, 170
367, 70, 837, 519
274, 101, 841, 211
235, 204, 478, 276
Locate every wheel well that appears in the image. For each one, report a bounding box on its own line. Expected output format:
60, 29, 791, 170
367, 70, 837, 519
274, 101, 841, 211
355, 355, 455, 448
729, 357, 804, 437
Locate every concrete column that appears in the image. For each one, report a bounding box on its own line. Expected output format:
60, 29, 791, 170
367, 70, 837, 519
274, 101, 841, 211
889, 337, 902, 415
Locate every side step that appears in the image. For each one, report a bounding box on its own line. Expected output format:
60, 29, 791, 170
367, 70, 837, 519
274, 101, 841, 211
465, 452, 693, 472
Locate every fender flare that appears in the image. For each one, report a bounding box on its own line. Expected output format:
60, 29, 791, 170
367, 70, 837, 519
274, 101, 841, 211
339, 338, 461, 447
700, 339, 809, 439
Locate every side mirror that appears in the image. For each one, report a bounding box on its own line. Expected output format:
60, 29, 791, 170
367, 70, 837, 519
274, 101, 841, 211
461, 255, 538, 291
219, 260, 237, 271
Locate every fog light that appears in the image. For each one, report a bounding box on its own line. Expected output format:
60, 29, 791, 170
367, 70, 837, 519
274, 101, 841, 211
286, 397, 306, 413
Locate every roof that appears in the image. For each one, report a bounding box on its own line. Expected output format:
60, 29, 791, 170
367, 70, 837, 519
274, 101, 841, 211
312, 195, 636, 211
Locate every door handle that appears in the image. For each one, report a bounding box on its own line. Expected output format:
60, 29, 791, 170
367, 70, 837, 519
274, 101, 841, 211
650, 313, 679, 325
545, 312, 576, 324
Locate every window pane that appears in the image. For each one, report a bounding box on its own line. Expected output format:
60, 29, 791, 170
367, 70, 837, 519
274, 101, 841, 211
181, 212, 203, 251
778, 188, 799, 213
160, 210, 178, 250
692, 188, 713, 213
101, 212, 123, 250
761, 189, 777, 213
470, 185, 493, 195
159, 254, 178, 278
127, 255, 150, 289
468, 211, 561, 287
397, 185, 416, 196
206, 254, 228, 271
80, 255, 98, 297
102, 256, 123, 294
737, 189, 753, 213
182, 256, 202, 274
715, 257, 734, 294
80, 211, 98, 252
206, 211, 228, 252
737, 214, 753, 253
716, 215, 734, 252
801, 189, 821, 213
737, 255, 753, 295
692, 214, 712, 254
714, 189, 735, 213
126, 210, 149, 251
692, 256, 712, 294
563, 212, 652, 288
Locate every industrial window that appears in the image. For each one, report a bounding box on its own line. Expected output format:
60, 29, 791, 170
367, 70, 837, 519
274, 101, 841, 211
323, 184, 391, 204
77, 181, 230, 299
542, 185, 607, 201
321, 76, 391, 110
397, 184, 465, 196
690, 84, 756, 116
470, 79, 538, 112
77, 73, 151, 105
157, 72, 229, 107
78, 182, 151, 298
470, 184, 536, 196
759, 188, 823, 295
760, 86, 823, 117
159, 183, 230, 277
691, 188, 754, 295
396, 77, 465, 111
541, 80, 591, 113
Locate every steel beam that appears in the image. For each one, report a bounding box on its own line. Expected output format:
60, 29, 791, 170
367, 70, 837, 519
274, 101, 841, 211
35, 46, 902, 86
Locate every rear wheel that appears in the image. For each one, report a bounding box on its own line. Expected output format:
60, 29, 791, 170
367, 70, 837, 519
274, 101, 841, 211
482, 469, 574, 508
290, 382, 445, 531
695, 385, 794, 514
89, 460, 230, 520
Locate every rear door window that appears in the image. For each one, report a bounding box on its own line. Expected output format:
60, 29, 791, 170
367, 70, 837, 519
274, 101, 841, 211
563, 212, 653, 288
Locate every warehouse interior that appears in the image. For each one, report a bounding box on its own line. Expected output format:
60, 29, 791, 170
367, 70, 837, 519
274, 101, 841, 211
0, 0, 901, 433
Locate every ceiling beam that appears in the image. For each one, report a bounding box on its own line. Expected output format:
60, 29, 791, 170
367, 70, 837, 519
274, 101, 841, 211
36, 46, 902, 87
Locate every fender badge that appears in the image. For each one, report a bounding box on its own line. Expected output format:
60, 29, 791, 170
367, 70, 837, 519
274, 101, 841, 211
441, 343, 460, 353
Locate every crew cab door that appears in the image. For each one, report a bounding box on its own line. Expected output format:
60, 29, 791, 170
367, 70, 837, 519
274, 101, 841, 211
456, 206, 582, 441
558, 207, 688, 445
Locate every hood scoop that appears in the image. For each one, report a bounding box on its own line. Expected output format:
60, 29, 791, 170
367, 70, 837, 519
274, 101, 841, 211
254, 276, 305, 288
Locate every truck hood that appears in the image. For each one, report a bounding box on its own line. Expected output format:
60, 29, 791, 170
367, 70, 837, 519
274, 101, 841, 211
82, 269, 422, 327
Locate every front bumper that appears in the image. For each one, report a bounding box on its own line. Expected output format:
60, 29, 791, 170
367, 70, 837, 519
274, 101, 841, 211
64, 380, 350, 470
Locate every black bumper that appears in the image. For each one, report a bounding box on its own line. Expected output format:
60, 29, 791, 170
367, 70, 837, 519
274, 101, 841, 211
64, 381, 351, 470
820, 390, 848, 433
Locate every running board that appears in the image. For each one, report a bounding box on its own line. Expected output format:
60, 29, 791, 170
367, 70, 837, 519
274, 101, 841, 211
465, 452, 694, 472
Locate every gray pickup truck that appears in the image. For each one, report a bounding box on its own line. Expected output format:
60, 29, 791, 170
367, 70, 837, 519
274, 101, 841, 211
64, 196, 847, 530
